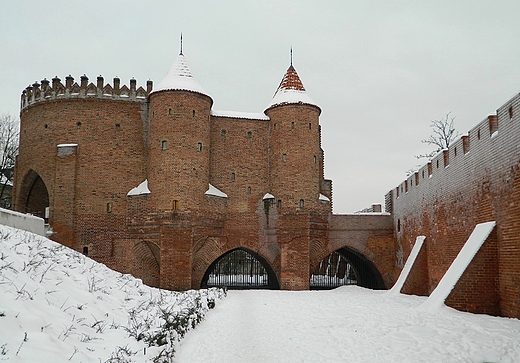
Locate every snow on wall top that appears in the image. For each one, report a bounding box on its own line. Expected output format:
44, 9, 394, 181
151, 54, 209, 97
211, 109, 270, 121
127, 179, 151, 196
265, 65, 318, 111
205, 184, 228, 198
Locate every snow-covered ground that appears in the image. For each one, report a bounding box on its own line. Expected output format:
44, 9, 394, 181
1, 224, 520, 362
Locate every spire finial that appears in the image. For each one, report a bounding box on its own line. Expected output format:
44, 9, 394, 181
290, 46, 293, 66
180, 33, 183, 55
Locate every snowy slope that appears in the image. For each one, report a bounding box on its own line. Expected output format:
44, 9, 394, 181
0, 225, 225, 362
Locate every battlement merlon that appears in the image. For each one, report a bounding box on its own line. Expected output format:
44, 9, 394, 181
20, 75, 153, 110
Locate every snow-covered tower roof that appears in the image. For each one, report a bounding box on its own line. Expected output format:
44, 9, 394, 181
265, 64, 319, 111
151, 53, 210, 98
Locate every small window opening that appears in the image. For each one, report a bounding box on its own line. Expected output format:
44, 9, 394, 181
454, 147, 457, 157
309, 123, 312, 130
509, 105, 514, 119
477, 129, 481, 140
313, 155, 317, 163
152, 111, 155, 118
231, 173, 235, 181
168, 108, 172, 115
282, 154, 287, 162
291, 122, 295, 129
247, 187, 251, 195
277, 199, 282, 208
247, 131, 252, 138
115, 123, 121, 130
44, 124, 48, 129
77, 122, 82, 129
83, 246, 88, 256
273, 123, 277, 131
221, 129, 227, 136
197, 142, 202, 152
397, 219, 401, 232
106, 202, 112, 213
192, 110, 196, 117
162, 140, 167, 150
299, 199, 304, 208
172, 200, 178, 210
436, 160, 439, 168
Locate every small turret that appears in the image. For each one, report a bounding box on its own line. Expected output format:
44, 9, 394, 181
265, 62, 325, 211
147, 52, 213, 212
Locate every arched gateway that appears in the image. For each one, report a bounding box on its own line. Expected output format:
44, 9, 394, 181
201, 248, 280, 289
17, 170, 49, 219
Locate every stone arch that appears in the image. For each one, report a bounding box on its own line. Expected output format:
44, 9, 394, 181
200, 247, 280, 289
17, 169, 49, 219
132, 240, 160, 288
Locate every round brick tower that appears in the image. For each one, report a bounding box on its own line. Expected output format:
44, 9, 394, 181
265, 64, 322, 211
148, 53, 213, 212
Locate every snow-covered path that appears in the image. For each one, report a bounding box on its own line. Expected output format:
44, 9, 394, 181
174, 288, 520, 363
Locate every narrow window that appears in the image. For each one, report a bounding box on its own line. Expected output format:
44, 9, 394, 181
477, 129, 481, 140
221, 129, 227, 136
231, 173, 235, 181
162, 140, 167, 150
273, 123, 276, 131
197, 142, 202, 152
247, 131, 252, 138
436, 160, 439, 168
106, 202, 112, 213
168, 108, 172, 115
277, 199, 282, 208
299, 199, 304, 208
454, 147, 457, 157
509, 105, 514, 119
313, 155, 317, 163
83, 246, 89, 256
192, 110, 196, 117
247, 187, 251, 195
172, 200, 178, 210
405, 180, 408, 193
309, 123, 312, 130
44, 124, 48, 129
396, 186, 400, 198
291, 122, 295, 129
397, 219, 401, 232
115, 123, 121, 131
282, 154, 287, 162
77, 122, 82, 129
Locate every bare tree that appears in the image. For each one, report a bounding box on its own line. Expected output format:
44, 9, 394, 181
0, 114, 19, 208
416, 112, 460, 160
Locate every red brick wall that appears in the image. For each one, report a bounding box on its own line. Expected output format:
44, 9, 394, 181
390, 93, 520, 318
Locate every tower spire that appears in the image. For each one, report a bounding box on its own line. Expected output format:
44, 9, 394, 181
290, 46, 293, 66
180, 33, 183, 55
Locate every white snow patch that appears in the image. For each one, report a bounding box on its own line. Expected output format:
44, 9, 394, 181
421, 221, 496, 310
266, 88, 318, 110
389, 236, 426, 295
262, 193, 275, 200
205, 184, 227, 198
152, 54, 208, 97
57, 143, 78, 148
127, 179, 151, 196
211, 109, 269, 121
319, 194, 330, 202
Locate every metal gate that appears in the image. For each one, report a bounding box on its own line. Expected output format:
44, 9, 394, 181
311, 248, 386, 290
201, 248, 279, 289
310, 251, 359, 289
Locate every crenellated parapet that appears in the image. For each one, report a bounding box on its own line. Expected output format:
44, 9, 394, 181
20, 75, 153, 110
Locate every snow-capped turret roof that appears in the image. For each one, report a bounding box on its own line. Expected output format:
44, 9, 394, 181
151, 53, 209, 97
265, 65, 318, 111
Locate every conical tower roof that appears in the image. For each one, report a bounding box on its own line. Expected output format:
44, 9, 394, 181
151, 53, 209, 97
265, 64, 318, 111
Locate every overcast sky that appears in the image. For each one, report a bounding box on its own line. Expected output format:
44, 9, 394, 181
2, 1, 520, 213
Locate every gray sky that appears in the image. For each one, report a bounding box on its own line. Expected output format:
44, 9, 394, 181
2, 0, 520, 213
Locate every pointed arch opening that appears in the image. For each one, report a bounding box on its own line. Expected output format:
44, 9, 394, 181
18, 170, 49, 219
311, 247, 385, 290
201, 248, 279, 290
